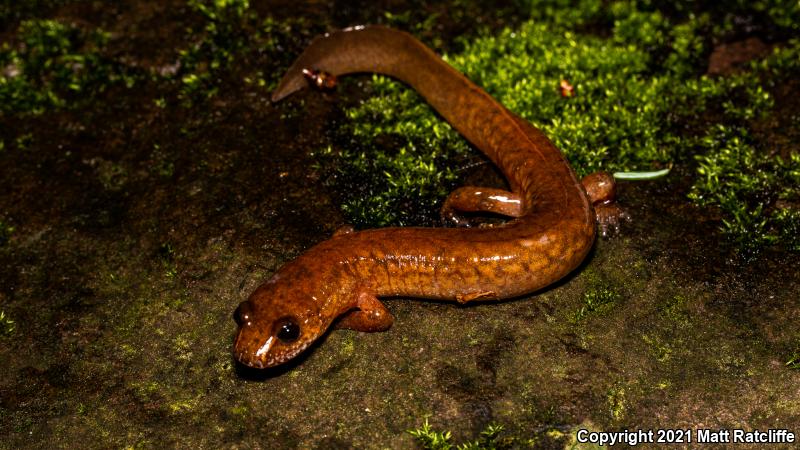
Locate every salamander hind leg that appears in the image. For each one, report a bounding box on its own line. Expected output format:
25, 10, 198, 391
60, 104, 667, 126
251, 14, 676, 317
581, 171, 630, 237
335, 291, 394, 332
456, 290, 498, 304
441, 187, 523, 227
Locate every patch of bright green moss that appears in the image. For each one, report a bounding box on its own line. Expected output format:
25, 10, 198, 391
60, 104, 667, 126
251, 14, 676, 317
607, 384, 627, 422
573, 282, 620, 322
321, 88, 470, 226
676, 46, 800, 251
0, 19, 137, 114
407, 419, 601, 449
408, 420, 530, 450
328, 2, 690, 228
689, 123, 800, 255
326, 1, 799, 254
0, 310, 15, 336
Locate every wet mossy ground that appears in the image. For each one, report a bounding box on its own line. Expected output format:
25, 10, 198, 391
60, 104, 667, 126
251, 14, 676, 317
1, 0, 799, 448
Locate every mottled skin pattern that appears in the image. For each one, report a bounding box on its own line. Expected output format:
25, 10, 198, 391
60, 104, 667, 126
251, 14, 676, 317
233, 26, 605, 369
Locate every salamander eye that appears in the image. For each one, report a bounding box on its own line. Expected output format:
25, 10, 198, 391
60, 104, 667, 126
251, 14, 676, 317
276, 319, 300, 342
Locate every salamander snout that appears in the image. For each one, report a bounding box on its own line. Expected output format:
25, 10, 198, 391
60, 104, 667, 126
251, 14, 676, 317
232, 287, 327, 369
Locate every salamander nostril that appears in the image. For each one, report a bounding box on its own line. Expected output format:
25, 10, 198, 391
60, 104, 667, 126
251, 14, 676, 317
233, 301, 252, 327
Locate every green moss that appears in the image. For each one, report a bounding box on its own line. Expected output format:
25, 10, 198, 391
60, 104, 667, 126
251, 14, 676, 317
2, 2, 795, 253
0, 310, 15, 336
14, 133, 33, 150
674, 41, 800, 254
658, 295, 692, 329
176, 0, 310, 103
606, 384, 627, 422
173, 333, 193, 361
327, 2, 693, 228
319, 107, 466, 226
168, 397, 200, 414
688, 124, 800, 255
340, 333, 355, 356
229, 405, 248, 417
760, 0, 800, 30
407, 419, 597, 448
0, 1, 310, 113
408, 420, 453, 450
641, 333, 673, 362
178, 0, 254, 101
786, 337, 800, 370
408, 420, 528, 450
0, 19, 137, 114
573, 282, 620, 322
321, 2, 799, 254
448, 19, 675, 172
130, 380, 162, 404
774, 208, 800, 252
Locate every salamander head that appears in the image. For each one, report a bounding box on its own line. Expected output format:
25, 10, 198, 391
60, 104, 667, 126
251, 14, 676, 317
232, 280, 326, 369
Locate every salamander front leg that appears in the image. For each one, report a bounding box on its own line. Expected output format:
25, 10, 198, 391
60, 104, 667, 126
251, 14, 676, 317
441, 187, 523, 227
335, 291, 394, 332
333, 224, 355, 236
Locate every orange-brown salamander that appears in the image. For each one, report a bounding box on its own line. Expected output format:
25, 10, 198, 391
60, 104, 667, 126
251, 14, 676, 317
233, 26, 618, 369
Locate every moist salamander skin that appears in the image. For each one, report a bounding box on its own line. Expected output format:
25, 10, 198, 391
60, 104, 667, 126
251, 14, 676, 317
233, 26, 597, 369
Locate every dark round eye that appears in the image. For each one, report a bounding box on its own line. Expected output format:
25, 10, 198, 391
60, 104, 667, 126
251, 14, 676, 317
276, 319, 300, 342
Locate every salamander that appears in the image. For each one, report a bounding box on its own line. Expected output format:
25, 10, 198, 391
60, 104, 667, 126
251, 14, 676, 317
233, 25, 617, 369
